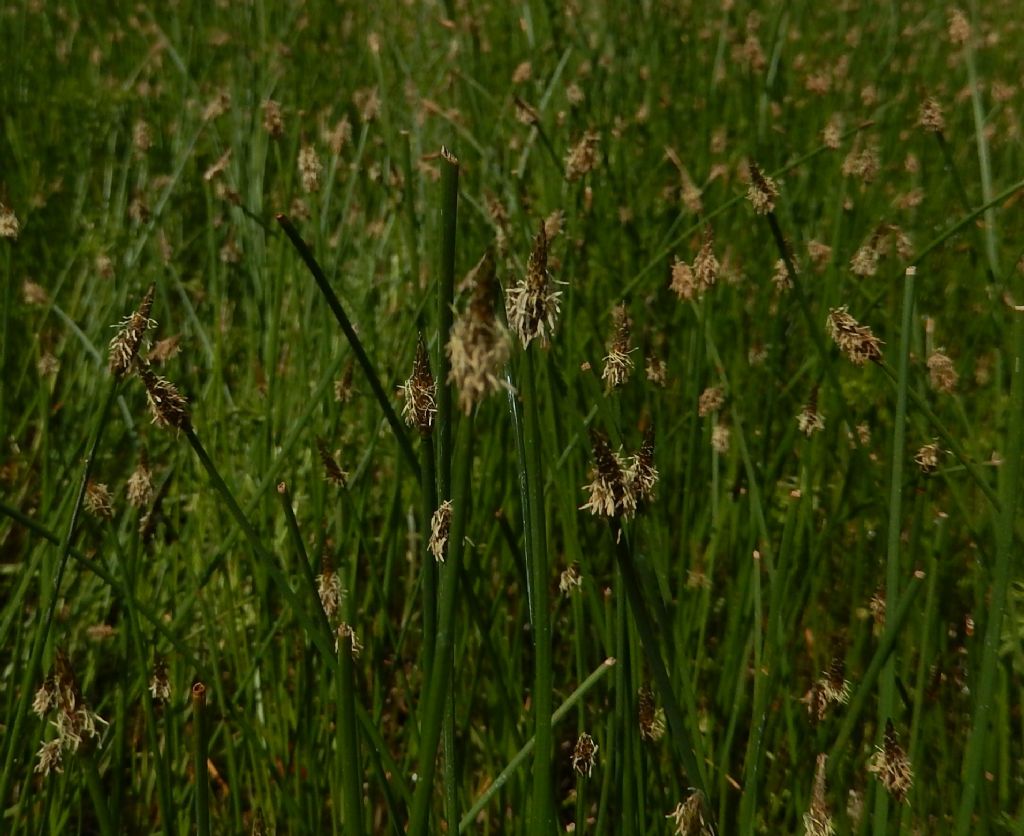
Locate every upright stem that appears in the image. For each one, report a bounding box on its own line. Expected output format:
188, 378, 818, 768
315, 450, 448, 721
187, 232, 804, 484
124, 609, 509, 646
192, 682, 211, 836
524, 347, 554, 835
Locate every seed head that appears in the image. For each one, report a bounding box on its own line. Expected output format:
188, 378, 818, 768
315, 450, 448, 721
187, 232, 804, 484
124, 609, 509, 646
446, 249, 511, 414
746, 163, 779, 214
948, 8, 970, 45
826, 306, 884, 365
868, 720, 914, 803
317, 557, 344, 619
401, 335, 436, 434
85, 481, 114, 520
565, 130, 600, 181
698, 386, 725, 418
149, 655, 171, 702
914, 441, 941, 473
127, 451, 154, 507
602, 303, 635, 389
628, 426, 658, 505
571, 732, 599, 777
666, 791, 714, 836
581, 430, 636, 519
0, 204, 19, 240
803, 754, 836, 836
262, 99, 284, 138
559, 563, 583, 595
140, 365, 191, 431
298, 144, 322, 193
711, 423, 731, 454
429, 500, 453, 563
108, 284, 156, 378
918, 97, 946, 133
638, 685, 666, 742
927, 350, 958, 393
336, 622, 362, 657
316, 438, 348, 487
507, 221, 562, 348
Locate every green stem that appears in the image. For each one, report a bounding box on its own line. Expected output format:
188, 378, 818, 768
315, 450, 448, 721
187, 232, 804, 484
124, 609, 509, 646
408, 417, 473, 835
275, 213, 419, 479
192, 682, 211, 836
81, 749, 116, 836
338, 629, 364, 835
524, 347, 554, 835
874, 266, 915, 834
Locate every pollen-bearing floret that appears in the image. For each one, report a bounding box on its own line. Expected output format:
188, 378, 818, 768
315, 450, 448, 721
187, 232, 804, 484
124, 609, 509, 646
401, 334, 436, 435
447, 249, 511, 414
108, 284, 157, 378
746, 162, 779, 214
868, 720, 914, 803
826, 306, 884, 365
581, 430, 636, 519
602, 303, 636, 389
140, 364, 191, 431
429, 500, 453, 563
506, 221, 562, 348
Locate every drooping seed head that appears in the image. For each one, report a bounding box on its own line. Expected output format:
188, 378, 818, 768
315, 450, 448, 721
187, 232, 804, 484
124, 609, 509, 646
108, 284, 156, 378
140, 365, 191, 431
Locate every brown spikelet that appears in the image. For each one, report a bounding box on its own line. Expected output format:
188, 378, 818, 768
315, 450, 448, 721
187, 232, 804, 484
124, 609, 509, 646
401, 334, 436, 434
108, 284, 156, 378
581, 429, 636, 519
139, 365, 191, 431
826, 306, 884, 365
316, 438, 348, 487
746, 162, 779, 214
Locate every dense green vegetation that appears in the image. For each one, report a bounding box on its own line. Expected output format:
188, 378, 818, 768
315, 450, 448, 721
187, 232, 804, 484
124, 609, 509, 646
2, 1, 1023, 833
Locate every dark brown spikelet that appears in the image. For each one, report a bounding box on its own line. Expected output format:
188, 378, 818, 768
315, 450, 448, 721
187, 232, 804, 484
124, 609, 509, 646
746, 162, 779, 214
316, 438, 347, 487
108, 284, 156, 377
638, 684, 666, 741
868, 719, 914, 803
401, 333, 436, 435
140, 365, 191, 431
630, 425, 658, 505
581, 429, 636, 518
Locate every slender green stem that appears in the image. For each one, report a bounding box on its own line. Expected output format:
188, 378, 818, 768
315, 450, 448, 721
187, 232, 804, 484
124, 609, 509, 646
337, 629, 364, 835
192, 682, 211, 836
275, 213, 419, 479
420, 435, 439, 679
524, 347, 554, 835
81, 749, 116, 836
873, 266, 915, 834
408, 417, 473, 835
459, 658, 616, 831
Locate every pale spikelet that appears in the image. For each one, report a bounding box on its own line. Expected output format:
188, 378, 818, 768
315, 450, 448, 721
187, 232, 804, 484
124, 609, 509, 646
325, 116, 352, 156
559, 563, 582, 595
638, 685, 666, 742
919, 97, 946, 133
429, 500, 453, 563
692, 227, 720, 291
262, 99, 284, 138
506, 221, 562, 347
808, 240, 833, 271
512, 60, 532, 84
602, 303, 635, 389
646, 355, 668, 387
298, 144, 323, 193
670, 259, 699, 301
850, 234, 881, 277
711, 423, 731, 454
132, 120, 152, 155
826, 306, 884, 365
822, 114, 843, 150
317, 562, 344, 619
821, 657, 851, 706
400, 335, 436, 434
33, 678, 57, 718
336, 622, 362, 657
126, 451, 154, 507
927, 350, 958, 393
914, 440, 941, 473
84, 482, 113, 520
803, 754, 836, 836
581, 430, 636, 519
0, 204, 20, 240
841, 144, 880, 184
446, 249, 511, 414
797, 389, 825, 437
771, 257, 793, 292
571, 732, 598, 777
149, 655, 171, 702
948, 8, 970, 45
23, 279, 48, 305
108, 284, 156, 378
746, 163, 779, 214
35, 650, 109, 775
666, 791, 714, 836
698, 386, 725, 418
140, 365, 190, 431
627, 426, 658, 505
868, 720, 914, 803
565, 130, 599, 182
316, 438, 347, 487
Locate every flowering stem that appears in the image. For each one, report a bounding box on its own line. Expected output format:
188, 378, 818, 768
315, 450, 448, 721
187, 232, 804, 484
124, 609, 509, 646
0, 378, 118, 811
80, 749, 116, 836
523, 346, 555, 836
337, 629, 364, 835
192, 683, 210, 836
275, 213, 419, 480
420, 435, 439, 679
408, 417, 473, 835
874, 266, 915, 833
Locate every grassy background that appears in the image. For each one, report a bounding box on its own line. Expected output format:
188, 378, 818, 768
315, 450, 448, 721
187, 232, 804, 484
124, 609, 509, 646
2, 0, 1023, 833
